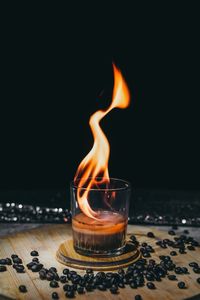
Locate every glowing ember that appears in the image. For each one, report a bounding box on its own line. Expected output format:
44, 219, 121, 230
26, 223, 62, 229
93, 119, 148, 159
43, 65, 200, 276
74, 64, 130, 220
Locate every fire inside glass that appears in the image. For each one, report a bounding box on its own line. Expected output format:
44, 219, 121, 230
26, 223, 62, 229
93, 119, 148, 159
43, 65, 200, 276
71, 178, 131, 256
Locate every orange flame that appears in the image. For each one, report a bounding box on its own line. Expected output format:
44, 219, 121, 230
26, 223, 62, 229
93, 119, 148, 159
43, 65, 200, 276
74, 63, 130, 220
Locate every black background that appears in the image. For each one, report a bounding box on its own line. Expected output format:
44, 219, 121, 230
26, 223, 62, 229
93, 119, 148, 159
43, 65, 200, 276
0, 3, 200, 191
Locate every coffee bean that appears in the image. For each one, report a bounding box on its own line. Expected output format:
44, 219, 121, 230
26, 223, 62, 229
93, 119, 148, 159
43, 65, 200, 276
0, 265, 7, 272
52, 292, 59, 299
168, 230, 175, 235
13, 257, 22, 264
65, 290, 74, 298
47, 272, 55, 281
130, 235, 137, 242
193, 267, 200, 274
77, 286, 85, 294
197, 278, 200, 284
49, 267, 57, 273
143, 252, 151, 258
170, 251, 177, 256
85, 284, 93, 291
181, 267, 188, 274
0, 259, 7, 265
31, 263, 43, 272
179, 248, 186, 254
11, 254, 18, 259
187, 245, 195, 251
147, 232, 155, 238
60, 275, 67, 283
130, 281, 137, 288
19, 285, 27, 293
147, 282, 156, 289
5, 258, 12, 265
98, 284, 106, 291
135, 295, 142, 300
63, 268, 69, 275
178, 281, 186, 289
63, 284, 71, 291
26, 261, 35, 269
189, 262, 198, 268
16, 265, 25, 273
32, 258, 39, 263
50, 280, 59, 288
110, 286, 118, 294
175, 267, 183, 274
183, 229, 189, 234
168, 275, 177, 280
118, 282, 125, 288
30, 250, 39, 256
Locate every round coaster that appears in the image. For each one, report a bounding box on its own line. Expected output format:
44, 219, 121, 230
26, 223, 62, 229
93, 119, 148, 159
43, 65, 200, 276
56, 239, 141, 271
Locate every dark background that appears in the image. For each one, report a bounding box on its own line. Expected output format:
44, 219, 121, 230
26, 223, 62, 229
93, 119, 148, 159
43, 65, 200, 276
1, 3, 200, 194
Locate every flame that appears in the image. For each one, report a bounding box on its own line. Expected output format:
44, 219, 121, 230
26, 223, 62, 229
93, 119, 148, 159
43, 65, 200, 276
74, 63, 130, 220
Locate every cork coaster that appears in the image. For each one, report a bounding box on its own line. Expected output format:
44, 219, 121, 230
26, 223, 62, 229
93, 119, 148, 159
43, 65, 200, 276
56, 239, 141, 270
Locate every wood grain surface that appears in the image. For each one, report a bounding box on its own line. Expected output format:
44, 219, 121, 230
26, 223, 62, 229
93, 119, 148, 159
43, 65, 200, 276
0, 224, 200, 300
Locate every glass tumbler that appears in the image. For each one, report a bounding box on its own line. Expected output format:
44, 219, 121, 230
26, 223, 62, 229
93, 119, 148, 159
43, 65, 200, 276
70, 178, 131, 257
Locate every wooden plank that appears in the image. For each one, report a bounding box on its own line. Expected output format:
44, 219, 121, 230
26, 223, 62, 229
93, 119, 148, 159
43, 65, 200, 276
0, 224, 199, 300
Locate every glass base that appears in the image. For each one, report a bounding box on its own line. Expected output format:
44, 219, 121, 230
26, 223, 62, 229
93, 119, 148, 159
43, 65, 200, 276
74, 244, 125, 257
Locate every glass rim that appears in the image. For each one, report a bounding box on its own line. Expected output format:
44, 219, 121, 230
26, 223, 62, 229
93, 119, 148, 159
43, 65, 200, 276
70, 177, 131, 192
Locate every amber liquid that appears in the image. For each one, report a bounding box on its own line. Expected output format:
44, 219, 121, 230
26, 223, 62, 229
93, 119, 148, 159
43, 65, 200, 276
72, 211, 127, 256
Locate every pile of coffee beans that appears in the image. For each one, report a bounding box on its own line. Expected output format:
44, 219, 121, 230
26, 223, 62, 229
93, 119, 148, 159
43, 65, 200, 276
0, 229, 200, 299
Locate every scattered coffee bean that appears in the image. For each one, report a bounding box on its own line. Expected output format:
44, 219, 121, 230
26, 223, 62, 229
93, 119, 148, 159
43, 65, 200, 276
65, 290, 74, 298
110, 286, 118, 294
5, 258, 12, 265
11, 254, 18, 259
135, 295, 142, 300
170, 251, 177, 256
183, 229, 189, 234
189, 262, 198, 268
49, 267, 57, 273
19, 285, 27, 293
0, 259, 7, 265
39, 270, 47, 280
30, 250, 39, 256
50, 280, 59, 288
60, 275, 67, 283
15, 264, 25, 273
63, 268, 69, 275
85, 284, 93, 291
179, 248, 186, 254
32, 257, 39, 263
168, 275, 177, 280
77, 286, 85, 294
147, 232, 155, 238
175, 267, 183, 274
187, 245, 195, 251
130, 281, 138, 288
52, 292, 59, 299
98, 284, 106, 291
168, 230, 175, 235
31, 263, 43, 272
0, 265, 7, 272
197, 278, 200, 284
181, 267, 188, 274
193, 267, 200, 274
147, 282, 156, 289
26, 261, 35, 269
178, 281, 186, 289
13, 257, 22, 264
47, 272, 55, 281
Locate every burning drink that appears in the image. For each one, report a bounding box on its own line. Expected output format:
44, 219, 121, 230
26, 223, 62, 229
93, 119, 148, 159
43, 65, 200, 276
71, 178, 131, 256
71, 64, 131, 256
72, 212, 127, 255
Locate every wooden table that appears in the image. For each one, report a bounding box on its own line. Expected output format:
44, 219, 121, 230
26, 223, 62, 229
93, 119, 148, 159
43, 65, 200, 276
0, 224, 200, 300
